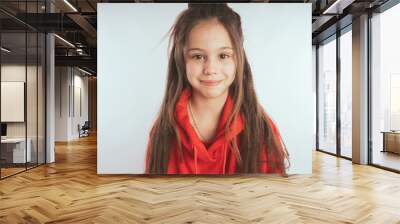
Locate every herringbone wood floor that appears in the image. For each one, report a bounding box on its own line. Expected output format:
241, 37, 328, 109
1, 134, 400, 224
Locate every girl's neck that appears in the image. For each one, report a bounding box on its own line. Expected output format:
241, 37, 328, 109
190, 90, 228, 117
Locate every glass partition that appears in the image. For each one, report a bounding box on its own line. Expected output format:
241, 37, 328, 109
317, 36, 337, 155
27, 30, 38, 169
38, 32, 45, 165
0, 1, 46, 179
1, 31, 28, 177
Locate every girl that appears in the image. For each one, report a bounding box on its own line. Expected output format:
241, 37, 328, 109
146, 3, 289, 175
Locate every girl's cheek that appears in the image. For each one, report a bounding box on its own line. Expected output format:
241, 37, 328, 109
185, 62, 194, 74
186, 63, 201, 80
223, 63, 236, 78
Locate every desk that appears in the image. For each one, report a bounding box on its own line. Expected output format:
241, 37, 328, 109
382, 131, 400, 154
1, 138, 32, 163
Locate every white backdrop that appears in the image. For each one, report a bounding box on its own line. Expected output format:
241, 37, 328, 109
98, 3, 312, 174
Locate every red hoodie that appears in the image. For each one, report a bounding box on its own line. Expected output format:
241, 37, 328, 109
147, 89, 285, 174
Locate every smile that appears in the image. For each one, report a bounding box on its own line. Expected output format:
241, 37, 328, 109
200, 80, 222, 86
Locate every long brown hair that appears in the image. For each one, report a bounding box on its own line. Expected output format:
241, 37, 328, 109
147, 3, 289, 174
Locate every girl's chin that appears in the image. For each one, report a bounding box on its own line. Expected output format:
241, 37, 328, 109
194, 87, 229, 99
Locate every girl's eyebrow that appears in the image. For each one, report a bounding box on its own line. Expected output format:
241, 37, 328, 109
220, 47, 233, 50
187, 47, 233, 52
187, 48, 204, 52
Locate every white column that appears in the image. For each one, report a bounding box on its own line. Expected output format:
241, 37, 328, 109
352, 14, 369, 164
45, 0, 56, 163
46, 33, 55, 163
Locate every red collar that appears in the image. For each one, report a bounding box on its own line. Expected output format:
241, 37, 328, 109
174, 89, 244, 151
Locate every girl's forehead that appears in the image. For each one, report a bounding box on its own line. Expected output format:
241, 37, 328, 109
185, 19, 233, 51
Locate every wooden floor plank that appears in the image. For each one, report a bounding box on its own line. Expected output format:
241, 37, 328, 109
0, 134, 399, 223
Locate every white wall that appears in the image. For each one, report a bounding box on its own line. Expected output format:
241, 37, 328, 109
1, 65, 41, 138
55, 67, 68, 141
98, 3, 313, 174
1, 65, 26, 128
55, 67, 89, 141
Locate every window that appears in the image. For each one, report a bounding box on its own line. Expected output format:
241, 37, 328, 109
339, 29, 352, 158
371, 3, 400, 171
318, 36, 337, 155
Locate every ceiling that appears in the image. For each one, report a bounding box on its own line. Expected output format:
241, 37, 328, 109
0, 0, 393, 75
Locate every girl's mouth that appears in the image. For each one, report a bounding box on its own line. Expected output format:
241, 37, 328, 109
200, 80, 222, 86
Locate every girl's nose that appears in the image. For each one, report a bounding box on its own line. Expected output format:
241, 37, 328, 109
204, 58, 218, 75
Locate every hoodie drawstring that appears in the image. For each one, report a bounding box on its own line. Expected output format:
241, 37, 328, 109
222, 142, 227, 174
193, 145, 198, 174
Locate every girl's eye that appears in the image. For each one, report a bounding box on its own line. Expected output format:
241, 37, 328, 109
220, 54, 231, 59
192, 55, 204, 60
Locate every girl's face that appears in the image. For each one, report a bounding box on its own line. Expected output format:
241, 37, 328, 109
184, 19, 236, 100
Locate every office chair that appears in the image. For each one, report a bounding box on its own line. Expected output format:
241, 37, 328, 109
79, 121, 90, 138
